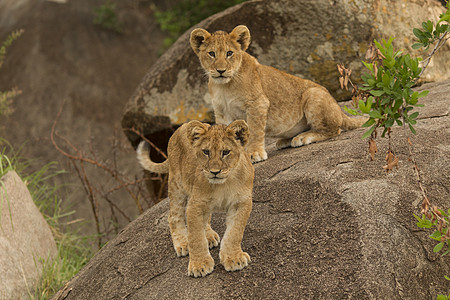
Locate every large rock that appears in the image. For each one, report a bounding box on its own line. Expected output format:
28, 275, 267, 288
55, 80, 449, 299
0, 171, 57, 299
122, 0, 449, 146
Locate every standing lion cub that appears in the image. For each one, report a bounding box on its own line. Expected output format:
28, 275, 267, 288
136, 120, 254, 277
190, 25, 367, 163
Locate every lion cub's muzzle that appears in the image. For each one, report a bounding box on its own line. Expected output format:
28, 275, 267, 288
210, 69, 232, 84
206, 169, 228, 184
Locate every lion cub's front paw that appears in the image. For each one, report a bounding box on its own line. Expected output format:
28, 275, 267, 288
206, 229, 220, 249
173, 237, 189, 257
248, 148, 268, 163
276, 138, 292, 150
220, 251, 251, 272
188, 255, 215, 277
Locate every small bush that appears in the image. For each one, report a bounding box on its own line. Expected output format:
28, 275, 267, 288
154, 0, 246, 49
93, 1, 122, 33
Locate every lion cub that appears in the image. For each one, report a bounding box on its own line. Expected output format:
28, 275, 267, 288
136, 120, 254, 277
190, 25, 367, 163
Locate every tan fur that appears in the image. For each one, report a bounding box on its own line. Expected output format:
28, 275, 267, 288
191, 25, 367, 163
136, 120, 254, 277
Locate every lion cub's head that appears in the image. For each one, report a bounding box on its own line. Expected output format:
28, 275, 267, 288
190, 25, 251, 84
187, 120, 250, 184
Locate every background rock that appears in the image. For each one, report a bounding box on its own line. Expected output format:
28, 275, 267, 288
55, 80, 449, 299
122, 0, 450, 147
0, 171, 57, 299
0, 0, 167, 239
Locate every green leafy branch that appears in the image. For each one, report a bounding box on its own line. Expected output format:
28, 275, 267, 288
357, 37, 427, 139
0, 29, 24, 120
414, 208, 450, 256
410, 7, 450, 293
412, 1, 450, 78
338, 3, 450, 297
0, 29, 24, 69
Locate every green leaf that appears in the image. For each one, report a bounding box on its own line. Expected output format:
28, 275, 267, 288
358, 100, 368, 114
439, 13, 450, 23
362, 125, 376, 139
362, 61, 374, 72
384, 58, 395, 69
368, 110, 383, 119
422, 20, 434, 32
380, 97, 391, 105
393, 99, 403, 112
411, 43, 424, 49
409, 123, 417, 135
410, 112, 419, 119
382, 73, 390, 87
436, 295, 448, 300
384, 118, 394, 128
362, 118, 375, 127
434, 242, 444, 253
413, 213, 422, 222
370, 90, 385, 97
444, 275, 450, 281
374, 39, 383, 51
410, 98, 418, 105
438, 208, 448, 217
343, 106, 358, 116
413, 28, 425, 39
430, 230, 442, 239
411, 59, 419, 73
418, 90, 429, 98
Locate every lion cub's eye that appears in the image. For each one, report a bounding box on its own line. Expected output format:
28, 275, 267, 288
222, 150, 231, 157
208, 51, 215, 58
226, 51, 233, 57
202, 149, 210, 156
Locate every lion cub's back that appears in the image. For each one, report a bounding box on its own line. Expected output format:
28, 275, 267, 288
167, 124, 196, 174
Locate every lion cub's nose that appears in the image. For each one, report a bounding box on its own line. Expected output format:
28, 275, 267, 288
210, 170, 221, 176
217, 69, 226, 75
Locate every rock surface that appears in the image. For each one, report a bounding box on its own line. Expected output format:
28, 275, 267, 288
54, 80, 449, 299
122, 0, 450, 145
0, 171, 57, 299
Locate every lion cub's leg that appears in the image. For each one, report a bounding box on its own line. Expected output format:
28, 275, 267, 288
220, 198, 252, 272
186, 199, 214, 277
206, 214, 220, 249
168, 183, 189, 257
246, 98, 269, 163
291, 87, 342, 148
276, 138, 293, 150
291, 130, 340, 147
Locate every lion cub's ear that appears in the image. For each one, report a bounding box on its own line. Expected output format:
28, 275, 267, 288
230, 25, 251, 51
226, 120, 249, 147
187, 120, 210, 145
190, 28, 211, 55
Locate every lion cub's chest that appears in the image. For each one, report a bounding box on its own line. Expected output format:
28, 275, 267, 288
211, 87, 246, 124
208, 183, 245, 212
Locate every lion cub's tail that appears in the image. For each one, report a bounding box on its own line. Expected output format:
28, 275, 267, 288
340, 113, 368, 131
136, 141, 169, 174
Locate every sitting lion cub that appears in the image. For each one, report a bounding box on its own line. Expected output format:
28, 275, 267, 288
190, 25, 367, 163
136, 120, 254, 277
